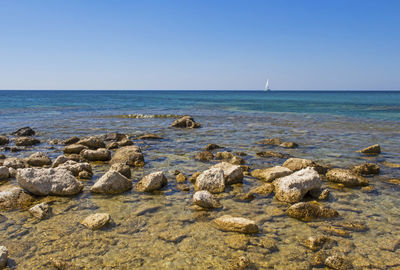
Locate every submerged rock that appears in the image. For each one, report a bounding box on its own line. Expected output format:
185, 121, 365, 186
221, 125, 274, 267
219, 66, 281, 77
17, 168, 83, 196
135, 171, 167, 192
282, 158, 314, 172
77, 136, 105, 149
110, 145, 144, 167
109, 163, 131, 178
326, 168, 368, 186
325, 255, 352, 270
80, 148, 111, 161
117, 139, 133, 147
256, 151, 289, 158
0, 246, 8, 268
251, 166, 292, 182
0, 186, 34, 210
192, 190, 220, 209
0, 136, 9, 145
138, 133, 163, 140
81, 213, 111, 230
195, 151, 214, 161
91, 171, 132, 194
211, 162, 243, 185
171, 115, 201, 128
14, 136, 40, 146
26, 152, 52, 167
194, 168, 225, 193
204, 143, 221, 151
103, 132, 127, 141
274, 167, 321, 203
63, 144, 87, 154
256, 138, 281, 145
286, 201, 339, 221
175, 172, 186, 183
0, 166, 9, 180
279, 141, 298, 148
357, 144, 381, 155
188, 172, 201, 183
29, 202, 50, 219
249, 183, 274, 196
12, 126, 35, 136
215, 152, 245, 165
302, 236, 337, 251
62, 136, 80, 145
351, 163, 380, 175
214, 215, 258, 234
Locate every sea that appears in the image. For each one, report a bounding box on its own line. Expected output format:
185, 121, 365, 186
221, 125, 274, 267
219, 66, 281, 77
0, 90, 400, 269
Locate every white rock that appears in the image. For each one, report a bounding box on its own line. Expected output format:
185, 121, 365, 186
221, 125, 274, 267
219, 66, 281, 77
193, 190, 220, 208
51, 155, 69, 168
194, 168, 225, 193
251, 166, 292, 182
29, 202, 50, 219
90, 171, 132, 194
81, 213, 111, 230
211, 162, 243, 184
135, 171, 167, 192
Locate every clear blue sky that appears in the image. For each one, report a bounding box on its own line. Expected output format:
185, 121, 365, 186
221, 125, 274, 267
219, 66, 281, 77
0, 0, 399, 90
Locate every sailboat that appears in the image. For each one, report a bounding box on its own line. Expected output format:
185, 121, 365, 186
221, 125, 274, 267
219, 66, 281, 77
264, 79, 271, 91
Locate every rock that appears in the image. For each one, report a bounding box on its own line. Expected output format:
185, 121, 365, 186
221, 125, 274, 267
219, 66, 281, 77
29, 202, 50, 219
256, 138, 281, 145
0, 136, 9, 145
194, 168, 225, 193
77, 136, 105, 149
357, 144, 381, 155
66, 154, 81, 162
80, 148, 111, 161
225, 234, 249, 249
110, 145, 144, 167
388, 179, 400, 185
3, 157, 25, 169
26, 152, 52, 167
49, 139, 59, 145
0, 154, 5, 160
214, 215, 258, 234
274, 167, 321, 203
0, 166, 9, 180
192, 190, 220, 209
249, 183, 274, 196
135, 171, 167, 192
377, 238, 400, 251
204, 143, 221, 151
286, 201, 339, 221
229, 256, 251, 270
176, 183, 190, 192
211, 162, 243, 185
251, 166, 292, 182
51, 155, 69, 168
8, 168, 17, 178
302, 236, 337, 251
279, 141, 298, 148
0, 186, 34, 210
0, 246, 8, 268
176, 172, 186, 183
62, 136, 80, 145
17, 168, 83, 196
321, 225, 350, 237
229, 156, 245, 165
63, 144, 87, 154
333, 221, 368, 232
194, 151, 214, 161
309, 188, 330, 200
78, 170, 92, 180
158, 230, 187, 243
12, 126, 35, 136
326, 168, 368, 186
91, 171, 132, 194
51, 259, 83, 270
10, 146, 23, 152
282, 158, 315, 171
109, 163, 131, 178
117, 139, 133, 147
171, 115, 201, 128
325, 255, 352, 270
57, 160, 92, 177
14, 136, 40, 146
103, 132, 127, 141
351, 163, 380, 175
138, 133, 163, 140
188, 172, 201, 183
381, 161, 400, 168
106, 142, 119, 150
81, 213, 111, 230
256, 151, 289, 158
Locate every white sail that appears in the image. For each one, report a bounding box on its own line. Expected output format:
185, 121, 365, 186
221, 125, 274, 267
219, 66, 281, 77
265, 79, 270, 91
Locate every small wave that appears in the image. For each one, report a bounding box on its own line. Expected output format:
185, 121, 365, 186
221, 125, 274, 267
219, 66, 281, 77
105, 114, 182, 119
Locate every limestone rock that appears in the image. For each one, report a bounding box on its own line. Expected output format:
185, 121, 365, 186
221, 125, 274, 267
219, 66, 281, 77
103, 132, 127, 141
194, 151, 214, 161
62, 136, 80, 145
256, 151, 289, 158
175, 172, 186, 183
63, 144, 87, 154
106, 142, 119, 150
251, 166, 292, 182
171, 115, 201, 128
282, 158, 315, 171
0, 246, 8, 268
3, 157, 25, 169
80, 148, 111, 161
256, 138, 281, 145
77, 136, 105, 149
214, 215, 258, 234
110, 145, 144, 167
326, 168, 368, 186
0, 166, 9, 180
135, 171, 167, 192
78, 170, 92, 180
302, 236, 337, 251
81, 213, 111, 230
249, 183, 274, 196
29, 202, 50, 219
91, 171, 132, 194
0, 136, 9, 145
14, 136, 40, 146
17, 168, 83, 196
26, 152, 52, 167
325, 255, 352, 270
51, 155, 69, 168
117, 139, 133, 147
194, 168, 225, 193
138, 133, 163, 140
274, 167, 321, 203
109, 163, 131, 178
211, 162, 243, 185
286, 201, 339, 221
351, 163, 380, 175
12, 126, 35, 136
204, 143, 221, 151
57, 160, 92, 177
0, 186, 34, 210
357, 144, 381, 155
279, 141, 298, 148
192, 190, 220, 209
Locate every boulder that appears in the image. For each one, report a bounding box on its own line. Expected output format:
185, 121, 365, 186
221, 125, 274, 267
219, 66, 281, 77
80, 148, 111, 161
91, 171, 132, 194
57, 160, 92, 177
103, 132, 127, 141
110, 145, 144, 167
17, 168, 83, 196
29, 202, 50, 219
351, 163, 380, 175
194, 168, 225, 193
357, 144, 381, 155
251, 166, 292, 182
26, 152, 52, 167
81, 213, 111, 230
63, 144, 87, 154
0, 246, 8, 268
14, 136, 40, 146
194, 151, 214, 161
214, 215, 258, 234
279, 141, 298, 148
282, 158, 315, 171
0, 186, 34, 210
62, 136, 80, 145
138, 133, 163, 140
135, 171, 167, 192
0, 166, 9, 180
274, 167, 321, 203
286, 201, 339, 221
12, 126, 35, 136
0, 136, 9, 145
109, 163, 131, 178
192, 190, 220, 209
51, 155, 69, 168
171, 115, 201, 128
204, 143, 221, 151
3, 157, 25, 169
256, 138, 281, 145
326, 168, 368, 186
77, 136, 105, 149
211, 162, 243, 185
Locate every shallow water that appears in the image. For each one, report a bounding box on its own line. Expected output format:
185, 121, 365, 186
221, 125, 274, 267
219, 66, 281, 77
1, 91, 400, 269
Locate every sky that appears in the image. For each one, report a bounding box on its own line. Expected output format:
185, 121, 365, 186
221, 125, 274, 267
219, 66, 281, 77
0, 0, 399, 90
